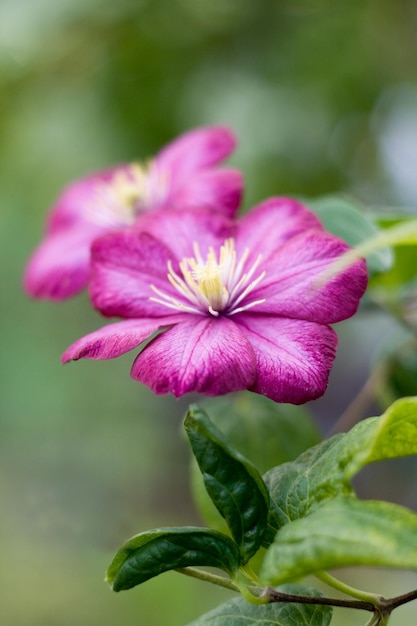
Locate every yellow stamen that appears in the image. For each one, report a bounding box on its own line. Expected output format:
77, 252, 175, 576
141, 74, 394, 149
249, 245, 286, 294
86, 161, 168, 227
150, 238, 266, 316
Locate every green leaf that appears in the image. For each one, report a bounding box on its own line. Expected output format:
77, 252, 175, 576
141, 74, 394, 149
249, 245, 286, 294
187, 584, 332, 626
261, 496, 417, 585
376, 347, 417, 407
106, 527, 241, 591
192, 394, 319, 533
201, 394, 320, 473
263, 396, 417, 541
306, 195, 393, 274
365, 217, 417, 330
185, 405, 269, 563
369, 216, 417, 289
263, 436, 354, 541
316, 216, 417, 289
343, 396, 417, 476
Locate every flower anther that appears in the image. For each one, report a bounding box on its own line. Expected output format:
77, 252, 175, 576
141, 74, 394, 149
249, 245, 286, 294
87, 163, 170, 228
150, 238, 266, 316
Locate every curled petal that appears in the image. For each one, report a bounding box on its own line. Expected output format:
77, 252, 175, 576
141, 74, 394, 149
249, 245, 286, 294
235, 314, 338, 404
168, 168, 243, 217
156, 126, 237, 187
62, 316, 186, 362
131, 317, 256, 397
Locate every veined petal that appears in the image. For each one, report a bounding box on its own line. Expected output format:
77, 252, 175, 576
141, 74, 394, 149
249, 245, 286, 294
234, 197, 323, 265
131, 317, 256, 397
62, 316, 185, 362
90, 230, 182, 318
250, 231, 368, 323
132, 207, 234, 262
235, 314, 338, 404
155, 126, 237, 187
24, 222, 106, 300
168, 168, 243, 217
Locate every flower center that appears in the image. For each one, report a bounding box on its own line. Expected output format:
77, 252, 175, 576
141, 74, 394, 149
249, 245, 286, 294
150, 238, 266, 316
87, 162, 169, 228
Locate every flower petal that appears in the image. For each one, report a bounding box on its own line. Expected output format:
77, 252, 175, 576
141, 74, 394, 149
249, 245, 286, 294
47, 166, 127, 232
235, 314, 338, 404
24, 165, 137, 300
132, 207, 234, 261
62, 316, 185, 362
168, 168, 243, 217
155, 126, 237, 187
234, 197, 323, 264
90, 230, 181, 318
249, 231, 368, 323
131, 316, 256, 397
24, 223, 105, 300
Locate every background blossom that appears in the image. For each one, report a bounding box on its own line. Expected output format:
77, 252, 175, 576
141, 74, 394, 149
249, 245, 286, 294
23, 126, 242, 301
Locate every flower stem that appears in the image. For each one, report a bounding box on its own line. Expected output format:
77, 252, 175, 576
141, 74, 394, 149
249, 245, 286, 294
176, 566, 417, 620
319, 218, 417, 285
364, 614, 384, 626
265, 587, 376, 612
315, 571, 382, 605
384, 587, 417, 611
175, 567, 240, 592
327, 367, 382, 436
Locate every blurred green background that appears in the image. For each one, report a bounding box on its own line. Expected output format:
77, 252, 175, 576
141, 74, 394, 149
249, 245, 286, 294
3, 1, 417, 624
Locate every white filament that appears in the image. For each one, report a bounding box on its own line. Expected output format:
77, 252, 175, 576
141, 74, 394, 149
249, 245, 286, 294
150, 238, 266, 316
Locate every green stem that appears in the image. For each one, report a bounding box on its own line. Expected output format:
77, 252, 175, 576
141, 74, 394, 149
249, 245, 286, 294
327, 367, 382, 436
318, 218, 417, 285
176, 567, 417, 621
315, 571, 382, 605
239, 563, 263, 586
175, 567, 240, 593
364, 614, 382, 626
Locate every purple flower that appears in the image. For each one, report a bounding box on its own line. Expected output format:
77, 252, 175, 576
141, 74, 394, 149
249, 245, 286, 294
24, 126, 242, 301
62, 198, 368, 403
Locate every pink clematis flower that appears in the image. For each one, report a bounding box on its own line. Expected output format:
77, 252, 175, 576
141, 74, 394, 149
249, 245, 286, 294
24, 126, 242, 301
62, 198, 368, 403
